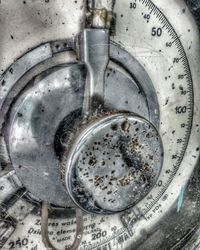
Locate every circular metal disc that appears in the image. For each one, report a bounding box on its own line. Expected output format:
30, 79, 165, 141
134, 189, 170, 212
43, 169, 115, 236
64, 113, 163, 214
7, 62, 153, 207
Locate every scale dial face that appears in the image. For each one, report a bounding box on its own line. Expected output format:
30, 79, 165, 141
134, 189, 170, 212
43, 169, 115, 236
0, 0, 200, 250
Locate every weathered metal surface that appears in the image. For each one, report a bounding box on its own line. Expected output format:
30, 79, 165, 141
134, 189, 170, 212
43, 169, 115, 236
186, 0, 200, 28
62, 112, 163, 214
81, 29, 109, 114
4, 41, 158, 207
0, 0, 200, 249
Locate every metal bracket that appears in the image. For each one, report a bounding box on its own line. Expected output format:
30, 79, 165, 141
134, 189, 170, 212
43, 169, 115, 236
41, 202, 83, 250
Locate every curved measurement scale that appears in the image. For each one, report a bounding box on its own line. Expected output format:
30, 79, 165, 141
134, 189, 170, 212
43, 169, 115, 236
1, 0, 200, 249
115, 0, 195, 213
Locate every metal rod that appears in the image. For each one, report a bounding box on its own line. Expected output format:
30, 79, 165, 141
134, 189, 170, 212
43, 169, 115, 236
80, 0, 116, 116
81, 28, 109, 116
